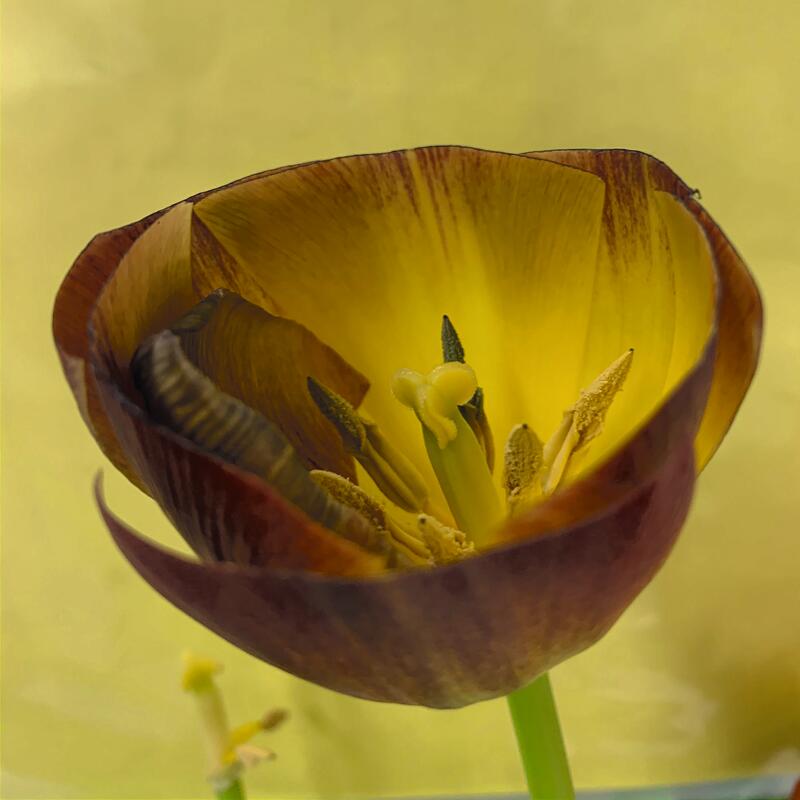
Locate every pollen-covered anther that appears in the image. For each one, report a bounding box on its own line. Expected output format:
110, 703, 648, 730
543, 349, 634, 494
440, 315, 495, 470
306, 376, 366, 453
417, 514, 476, 565
503, 423, 544, 515
572, 348, 634, 445
307, 378, 430, 513
310, 470, 430, 566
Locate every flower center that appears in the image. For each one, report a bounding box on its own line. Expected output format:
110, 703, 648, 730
131, 291, 631, 572
311, 315, 632, 564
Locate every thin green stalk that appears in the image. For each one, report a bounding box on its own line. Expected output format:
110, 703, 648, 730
507, 674, 574, 800
215, 779, 245, 800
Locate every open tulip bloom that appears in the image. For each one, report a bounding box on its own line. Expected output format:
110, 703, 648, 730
53, 147, 761, 797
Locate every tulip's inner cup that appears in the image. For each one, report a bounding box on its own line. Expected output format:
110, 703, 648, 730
93, 147, 716, 571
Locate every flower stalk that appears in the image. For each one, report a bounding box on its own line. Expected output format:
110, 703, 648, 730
508, 675, 574, 800
392, 341, 574, 796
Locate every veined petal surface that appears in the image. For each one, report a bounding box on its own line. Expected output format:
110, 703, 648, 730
526, 149, 762, 467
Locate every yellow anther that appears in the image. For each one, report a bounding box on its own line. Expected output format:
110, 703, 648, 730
310, 470, 431, 566
392, 362, 478, 448
417, 514, 476, 565
503, 423, 544, 514
573, 349, 634, 445
182, 652, 223, 693
310, 470, 389, 534
542, 349, 633, 494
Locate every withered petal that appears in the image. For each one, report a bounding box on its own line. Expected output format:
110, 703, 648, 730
92, 373, 383, 573
56, 173, 375, 567
53, 217, 159, 490
524, 149, 762, 468
99, 423, 697, 708
52, 162, 317, 491
167, 288, 368, 479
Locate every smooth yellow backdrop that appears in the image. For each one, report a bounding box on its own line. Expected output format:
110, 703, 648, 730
2, 1, 799, 797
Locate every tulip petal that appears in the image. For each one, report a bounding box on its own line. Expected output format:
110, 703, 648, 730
194, 147, 609, 491
525, 149, 762, 467
167, 288, 368, 480
53, 215, 160, 490
85, 204, 369, 485
99, 418, 697, 708
91, 379, 383, 573
53, 163, 318, 491
55, 193, 384, 570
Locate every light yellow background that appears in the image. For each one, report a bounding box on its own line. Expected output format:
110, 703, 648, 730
3, 1, 799, 797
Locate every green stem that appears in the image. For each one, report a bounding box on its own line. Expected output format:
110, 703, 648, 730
507, 674, 574, 800
215, 779, 245, 800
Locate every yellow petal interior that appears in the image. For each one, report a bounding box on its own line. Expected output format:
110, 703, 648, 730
196, 148, 716, 490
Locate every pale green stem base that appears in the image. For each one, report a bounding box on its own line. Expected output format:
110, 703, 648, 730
507, 674, 575, 800
216, 779, 245, 800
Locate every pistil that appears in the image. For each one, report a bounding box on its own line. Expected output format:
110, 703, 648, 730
392, 361, 502, 545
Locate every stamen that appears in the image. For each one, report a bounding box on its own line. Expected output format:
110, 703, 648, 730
307, 377, 430, 513
542, 349, 634, 494
306, 376, 366, 454
441, 314, 466, 363
360, 417, 431, 512
440, 316, 495, 471
503, 423, 544, 514
309, 470, 400, 561
384, 516, 433, 562
573, 349, 634, 445
417, 514, 476, 564
310, 470, 430, 566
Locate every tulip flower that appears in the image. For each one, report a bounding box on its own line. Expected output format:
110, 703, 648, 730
53, 147, 761, 794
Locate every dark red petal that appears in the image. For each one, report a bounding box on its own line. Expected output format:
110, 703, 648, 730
169, 289, 368, 479
52, 162, 317, 492
99, 424, 695, 708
